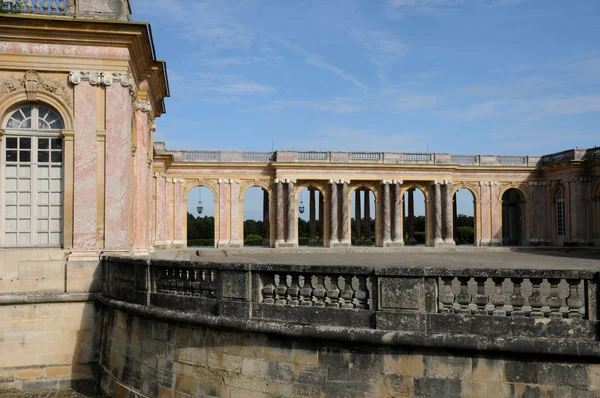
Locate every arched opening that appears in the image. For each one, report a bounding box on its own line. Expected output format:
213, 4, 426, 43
243, 186, 270, 247
502, 188, 524, 246
186, 186, 215, 247
453, 188, 476, 246
555, 188, 566, 246
2, 103, 64, 247
403, 187, 426, 245
297, 186, 324, 246
351, 188, 376, 246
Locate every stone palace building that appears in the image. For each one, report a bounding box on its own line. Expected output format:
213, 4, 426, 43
0, 0, 598, 395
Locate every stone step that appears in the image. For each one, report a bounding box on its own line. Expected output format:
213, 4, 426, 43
0, 249, 67, 263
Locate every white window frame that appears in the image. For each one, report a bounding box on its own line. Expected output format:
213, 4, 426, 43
1, 103, 64, 248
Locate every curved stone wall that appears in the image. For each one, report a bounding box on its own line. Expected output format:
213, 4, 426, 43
99, 256, 600, 397
99, 305, 599, 398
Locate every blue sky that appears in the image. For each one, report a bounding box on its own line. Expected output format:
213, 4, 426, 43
134, 0, 600, 220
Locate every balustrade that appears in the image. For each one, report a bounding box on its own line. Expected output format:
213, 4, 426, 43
185, 151, 219, 161
241, 151, 273, 161
297, 151, 329, 160
155, 266, 218, 297
498, 155, 527, 165
403, 153, 432, 162
260, 272, 372, 309
112, 262, 135, 288
451, 155, 478, 165
437, 276, 586, 318
350, 152, 381, 161
1, 0, 71, 14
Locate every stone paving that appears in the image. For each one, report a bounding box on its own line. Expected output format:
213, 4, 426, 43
154, 246, 600, 270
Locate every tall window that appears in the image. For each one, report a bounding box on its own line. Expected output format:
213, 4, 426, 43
3, 104, 64, 247
556, 189, 565, 237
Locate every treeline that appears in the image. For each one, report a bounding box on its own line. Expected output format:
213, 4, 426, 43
187, 213, 475, 244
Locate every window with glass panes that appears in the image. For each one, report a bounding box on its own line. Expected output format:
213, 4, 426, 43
556, 189, 565, 237
3, 104, 64, 247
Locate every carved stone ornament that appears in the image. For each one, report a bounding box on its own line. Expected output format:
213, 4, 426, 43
69, 71, 134, 88
0, 70, 72, 107
24, 70, 39, 101
135, 99, 152, 113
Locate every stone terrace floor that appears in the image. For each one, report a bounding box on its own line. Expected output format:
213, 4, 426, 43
0, 390, 101, 397
153, 246, 600, 270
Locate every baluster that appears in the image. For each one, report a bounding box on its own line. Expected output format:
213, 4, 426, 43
286, 274, 300, 306
299, 275, 312, 306
200, 270, 209, 296
169, 268, 178, 291
18, 1, 25, 11
58, 0, 65, 13
510, 278, 525, 316
439, 277, 455, 313
191, 270, 200, 296
27, 0, 33, 12
176, 269, 184, 294
158, 268, 167, 291
547, 278, 563, 319
311, 275, 326, 307
274, 274, 287, 305
352, 276, 369, 309
324, 276, 340, 308
473, 277, 488, 315
51, 0, 56, 13
208, 271, 217, 297
184, 269, 192, 296
340, 276, 354, 309
566, 279, 583, 319
529, 278, 546, 318
456, 277, 472, 314
42, 0, 48, 12
491, 278, 506, 316
262, 274, 276, 304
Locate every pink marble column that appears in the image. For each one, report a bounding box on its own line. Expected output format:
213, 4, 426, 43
330, 181, 339, 244
164, 179, 172, 244
133, 107, 149, 248
382, 182, 392, 245
218, 179, 230, 247
565, 180, 572, 242
490, 183, 501, 245
434, 182, 443, 244
340, 181, 350, 245
539, 182, 547, 244
574, 178, 584, 243
479, 183, 490, 245
174, 180, 184, 244
73, 81, 97, 250
286, 180, 296, 245
393, 182, 403, 245
275, 180, 285, 246
154, 174, 164, 245
104, 84, 132, 250
230, 180, 241, 247
444, 182, 454, 244
545, 182, 553, 241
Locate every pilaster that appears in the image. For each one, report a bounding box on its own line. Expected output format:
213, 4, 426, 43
217, 179, 231, 248
392, 181, 404, 246
339, 180, 351, 246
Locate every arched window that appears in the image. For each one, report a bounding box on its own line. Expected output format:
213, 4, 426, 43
556, 189, 565, 238
3, 103, 64, 247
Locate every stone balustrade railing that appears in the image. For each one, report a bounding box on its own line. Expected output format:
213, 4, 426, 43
169, 149, 544, 167
102, 256, 600, 357
0, 0, 73, 15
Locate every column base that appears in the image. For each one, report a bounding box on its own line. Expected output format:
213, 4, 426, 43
382, 240, 394, 247
275, 240, 295, 248
339, 239, 351, 246
172, 240, 186, 248
217, 240, 231, 248
228, 240, 243, 248
443, 239, 456, 246
327, 239, 340, 248
131, 246, 152, 257
68, 250, 101, 262
390, 240, 405, 247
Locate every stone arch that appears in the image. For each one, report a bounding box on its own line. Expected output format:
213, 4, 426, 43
0, 90, 74, 131
239, 179, 275, 247
398, 183, 431, 246
498, 183, 529, 203
294, 181, 328, 201
451, 182, 480, 246
182, 179, 220, 248
349, 182, 379, 200
501, 187, 526, 246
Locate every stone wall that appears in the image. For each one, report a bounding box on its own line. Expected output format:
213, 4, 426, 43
100, 307, 600, 398
0, 301, 101, 392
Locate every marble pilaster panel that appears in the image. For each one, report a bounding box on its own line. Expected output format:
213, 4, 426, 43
275, 181, 284, 245
72, 81, 97, 250
174, 180, 184, 243
340, 181, 350, 245
218, 180, 230, 247
330, 181, 339, 244
309, 188, 316, 244
164, 180, 171, 244
354, 190, 361, 244
434, 182, 443, 244
287, 181, 296, 244
574, 178, 584, 242
528, 183, 537, 243
104, 84, 132, 250
444, 182, 453, 243
490, 183, 501, 245
133, 108, 149, 248
479, 183, 490, 245
382, 182, 392, 245
154, 174, 165, 244
393, 183, 403, 244
564, 181, 572, 242
230, 180, 241, 246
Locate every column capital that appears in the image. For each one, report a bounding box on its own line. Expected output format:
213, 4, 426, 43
69, 71, 134, 87
329, 179, 340, 184
528, 181, 539, 186
340, 179, 350, 185
134, 99, 152, 113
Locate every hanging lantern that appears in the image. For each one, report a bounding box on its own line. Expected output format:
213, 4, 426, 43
299, 191, 305, 214
197, 187, 203, 215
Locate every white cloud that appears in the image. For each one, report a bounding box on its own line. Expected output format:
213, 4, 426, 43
352, 30, 410, 83
384, 0, 527, 18
263, 97, 367, 114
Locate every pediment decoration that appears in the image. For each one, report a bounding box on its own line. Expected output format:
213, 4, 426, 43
0, 70, 72, 107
